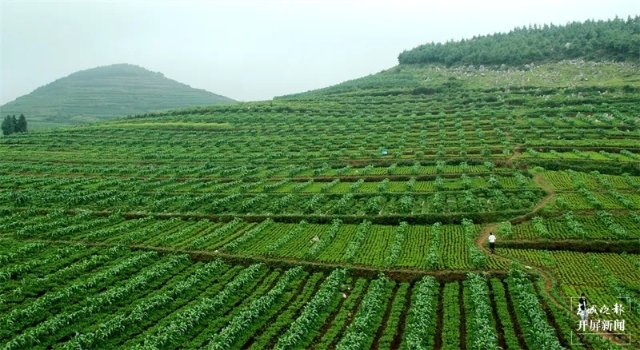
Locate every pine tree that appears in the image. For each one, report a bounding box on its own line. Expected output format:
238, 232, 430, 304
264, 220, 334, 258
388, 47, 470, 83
1, 115, 15, 136
16, 114, 27, 133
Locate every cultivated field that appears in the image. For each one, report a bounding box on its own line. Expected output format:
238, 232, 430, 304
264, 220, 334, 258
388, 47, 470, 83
1, 60, 639, 349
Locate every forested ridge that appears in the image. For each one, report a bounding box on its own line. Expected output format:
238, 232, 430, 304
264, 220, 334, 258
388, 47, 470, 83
399, 16, 640, 66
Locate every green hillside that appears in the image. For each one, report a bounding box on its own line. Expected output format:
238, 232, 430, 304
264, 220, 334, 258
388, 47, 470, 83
1, 19, 640, 349
281, 59, 640, 99
0, 63, 234, 130
398, 16, 640, 66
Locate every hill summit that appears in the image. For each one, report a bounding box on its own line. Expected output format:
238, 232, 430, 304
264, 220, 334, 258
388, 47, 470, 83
0, 63, 235, 129
398, 16, 640, 66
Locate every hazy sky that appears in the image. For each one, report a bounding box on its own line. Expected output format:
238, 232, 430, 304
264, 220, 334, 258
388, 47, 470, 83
1, 0, 638, 103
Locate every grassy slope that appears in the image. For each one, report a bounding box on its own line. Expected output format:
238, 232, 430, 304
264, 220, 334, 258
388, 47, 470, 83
0, 63, 235, 130
281, 60, 640, 98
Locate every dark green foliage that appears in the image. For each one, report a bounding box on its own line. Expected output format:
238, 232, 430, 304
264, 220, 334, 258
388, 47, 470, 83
1, 114, 25, 135
1, 115, 15, 135
399, 17, 640, 66
16, 114, 27, 133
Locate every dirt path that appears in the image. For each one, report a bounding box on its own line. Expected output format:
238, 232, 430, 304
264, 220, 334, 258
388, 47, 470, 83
476, 223, 526, 274
475, 172, 630, 347
475, 223, 566, 310
532, 174, 556, 206
492, 173, 564, 307
475, 171, 567, 322
476, 222, 582, 345
476, 223, 498, 255
510, 174, 556, 224
505, 144, 523, 166
477, 212, 565, 311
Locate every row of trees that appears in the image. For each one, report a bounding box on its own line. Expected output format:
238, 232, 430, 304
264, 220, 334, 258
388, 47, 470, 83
398, 16, 640, 66
2, 114, 28, 136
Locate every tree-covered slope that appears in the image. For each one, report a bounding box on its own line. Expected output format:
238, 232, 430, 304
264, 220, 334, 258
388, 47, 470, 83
398, 16, 640, 66
281, 17, 640, 100
0, 63, 235, 130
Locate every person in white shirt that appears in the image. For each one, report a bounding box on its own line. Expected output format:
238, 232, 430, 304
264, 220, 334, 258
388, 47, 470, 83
488, 233, 496, 254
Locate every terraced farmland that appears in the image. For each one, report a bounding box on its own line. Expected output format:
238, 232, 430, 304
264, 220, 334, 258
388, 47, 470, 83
2, 30, 640, 350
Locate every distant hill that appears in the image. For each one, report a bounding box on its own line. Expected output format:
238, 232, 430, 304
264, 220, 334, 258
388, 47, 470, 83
398, 16, 640, 66
0, 64, 235, 130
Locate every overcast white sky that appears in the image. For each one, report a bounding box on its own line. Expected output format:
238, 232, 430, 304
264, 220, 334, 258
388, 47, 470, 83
1, 0, 638, 103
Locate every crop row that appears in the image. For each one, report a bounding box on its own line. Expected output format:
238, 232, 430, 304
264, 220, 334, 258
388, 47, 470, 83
505, 211, 640, 240
2, 171, 538, 193
3, 213, 496, 270
0, 188, 544, 219
0, 240, 624, 349
496, 249, 640, 288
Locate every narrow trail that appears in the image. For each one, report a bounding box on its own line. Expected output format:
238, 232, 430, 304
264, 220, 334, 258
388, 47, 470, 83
511, 173, 556, 224
475, 169, 566, 324
531, 174, 556, 209
476, 170, 564, 309
474, 173, 557, 274
475, 171, 627, 347
476, 223, 532, 283
505, 144, 523, 166
477, 222, 577, 345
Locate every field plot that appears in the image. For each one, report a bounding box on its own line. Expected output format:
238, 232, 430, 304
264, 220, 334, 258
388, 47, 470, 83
2, 54, 640, 348
0, 239, 597, 350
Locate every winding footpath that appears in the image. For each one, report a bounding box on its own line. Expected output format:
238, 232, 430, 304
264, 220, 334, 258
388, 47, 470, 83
476, 171, 628, 347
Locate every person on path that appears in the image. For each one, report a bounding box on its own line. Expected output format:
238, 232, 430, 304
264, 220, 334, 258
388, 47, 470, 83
578, 293, 588, 320
488, 232, 496, 254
